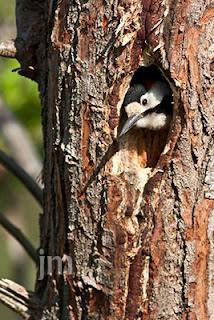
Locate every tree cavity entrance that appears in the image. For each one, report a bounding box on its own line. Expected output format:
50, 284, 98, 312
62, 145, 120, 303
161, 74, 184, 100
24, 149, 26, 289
119, 65, 173, 169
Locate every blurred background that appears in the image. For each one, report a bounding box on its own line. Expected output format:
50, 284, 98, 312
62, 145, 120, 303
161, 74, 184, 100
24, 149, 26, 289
0, 0, 42, 318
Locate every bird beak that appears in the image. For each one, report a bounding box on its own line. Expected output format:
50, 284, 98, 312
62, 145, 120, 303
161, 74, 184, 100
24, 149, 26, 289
119, 112, 142, 137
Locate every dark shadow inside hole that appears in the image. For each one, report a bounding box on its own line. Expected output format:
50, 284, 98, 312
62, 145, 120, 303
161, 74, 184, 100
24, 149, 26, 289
130, 65, 169, 87
136, 214, 144, 225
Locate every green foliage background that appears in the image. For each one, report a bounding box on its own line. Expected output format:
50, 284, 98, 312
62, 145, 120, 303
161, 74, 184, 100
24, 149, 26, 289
0, 0, 42, 145
0, 59, 42, 150
0, 1, 42, 319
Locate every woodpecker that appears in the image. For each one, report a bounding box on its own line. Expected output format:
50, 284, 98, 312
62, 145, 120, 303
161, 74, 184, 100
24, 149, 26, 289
119, 81, 173, 137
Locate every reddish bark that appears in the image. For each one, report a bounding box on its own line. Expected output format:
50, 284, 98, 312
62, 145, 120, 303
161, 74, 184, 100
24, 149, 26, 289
11, 0, 214, 319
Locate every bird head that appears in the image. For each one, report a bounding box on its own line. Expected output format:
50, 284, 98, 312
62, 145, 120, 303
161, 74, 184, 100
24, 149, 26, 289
119, 81, 172, 137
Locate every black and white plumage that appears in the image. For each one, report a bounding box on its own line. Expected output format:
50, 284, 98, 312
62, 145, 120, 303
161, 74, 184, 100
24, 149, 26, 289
119, 81, 173, 137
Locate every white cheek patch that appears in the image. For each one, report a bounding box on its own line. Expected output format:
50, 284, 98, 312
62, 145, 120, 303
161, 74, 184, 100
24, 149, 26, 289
140, 91, 163, 109
147, 92, 162, 108
140, 81, 171, 109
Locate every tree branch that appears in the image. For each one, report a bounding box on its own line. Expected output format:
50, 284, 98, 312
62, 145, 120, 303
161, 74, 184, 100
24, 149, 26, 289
0, 40, 16, 58
0, 98, 43, 182
0, 212, 37, 262
0, 149, 43, 206
0, 279, 41, 319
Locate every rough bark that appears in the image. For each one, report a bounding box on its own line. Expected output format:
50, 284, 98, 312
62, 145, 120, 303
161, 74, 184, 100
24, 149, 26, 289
14, 0, 214, 319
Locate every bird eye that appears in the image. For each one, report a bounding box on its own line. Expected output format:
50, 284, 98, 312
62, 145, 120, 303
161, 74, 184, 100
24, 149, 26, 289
142, 99, 147, 105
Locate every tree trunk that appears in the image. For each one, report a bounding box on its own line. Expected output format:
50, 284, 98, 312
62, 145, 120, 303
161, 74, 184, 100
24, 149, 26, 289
16, 0, 214, 319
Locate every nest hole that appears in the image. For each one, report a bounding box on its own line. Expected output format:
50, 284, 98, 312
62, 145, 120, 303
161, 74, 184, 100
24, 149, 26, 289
119, 65, 173, 168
